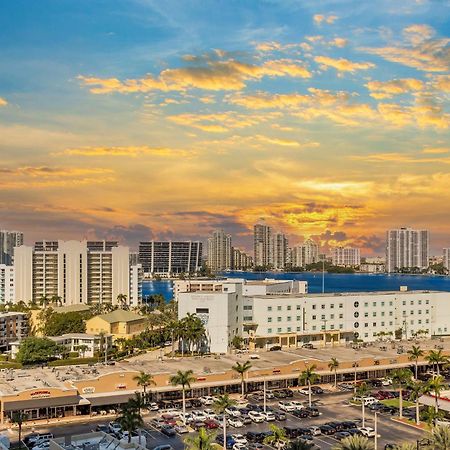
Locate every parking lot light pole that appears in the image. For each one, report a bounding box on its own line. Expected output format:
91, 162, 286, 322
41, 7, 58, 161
263, 378, 267, 413
374, 412, 378, 450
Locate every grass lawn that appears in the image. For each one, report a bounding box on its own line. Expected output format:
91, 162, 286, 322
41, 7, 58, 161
381, 398, 415, 408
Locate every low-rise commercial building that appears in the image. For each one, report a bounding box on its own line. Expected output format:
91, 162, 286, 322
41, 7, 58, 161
86, 309, 148, 339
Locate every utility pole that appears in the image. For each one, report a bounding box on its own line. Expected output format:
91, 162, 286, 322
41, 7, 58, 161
263, 378, 267, 413
374, 412, 378, 450
322, 258, 325, 293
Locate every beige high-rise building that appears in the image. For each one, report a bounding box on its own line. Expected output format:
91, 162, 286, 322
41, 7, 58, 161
332, 246, 361, 267
290, 239, 319, 268
444, 248, 450, 272
254, 222, 273, 267
0, 265, 15, 304
14, 240, 142, 306
232, 248, 253, 270
272, 232, 288, 270
207, 230, 232, 271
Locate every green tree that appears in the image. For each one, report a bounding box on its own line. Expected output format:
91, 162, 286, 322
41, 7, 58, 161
77, 344, 89, 358
426, 349, 448, 377
231, 335, 244, 350
184, 426, 216, 450
117, 294, 128, 309
169, 370, 195, 423
332, 435, 374, 450
328, 357, 340, 388
408, 380, 425, 425
12, 411, 27, 443
408, 345, 424, 380
263, 424, 288, 450
392, 444, 416, 450
427, 375, 447, 413
391, 368, 413, 419
43, 311, 86, 336
355, 382, 370, 426
232, 360, 252, 397
299, 364, 319, 407
214, 394, 236, 450
16, 337, 60, 365
116, 402, 143, 443
287, 440, 317, 450
133, 372, 155, 405
429, 425, 450, 450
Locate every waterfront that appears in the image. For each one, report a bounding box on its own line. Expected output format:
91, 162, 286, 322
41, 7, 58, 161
143, 272, 450, 300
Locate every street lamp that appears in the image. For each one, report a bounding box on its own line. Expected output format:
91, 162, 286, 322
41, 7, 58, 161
352, 362, 359, 396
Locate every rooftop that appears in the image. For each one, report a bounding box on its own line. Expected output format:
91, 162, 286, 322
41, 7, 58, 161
93, 310, 144, 323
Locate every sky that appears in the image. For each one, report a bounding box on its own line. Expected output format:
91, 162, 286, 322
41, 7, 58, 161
0, 0, 449, 255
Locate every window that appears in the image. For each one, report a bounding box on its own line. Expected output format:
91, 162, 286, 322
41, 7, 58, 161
418, 319, 422, 325
381, 321, 385, 326
277, 317, 282, 322
321, 314, 325, 320
287, 305, 291, 311
364, 323, 368, 328
410, 320, 414, 325
418, 300, 422, 305
364, 312, 369, 318
330, 314, 335, 319
381, 311, 385, 317
339, 303, 343, 308
243, 305, 253, 310
296, 305, 301, 310
312, 315, 317, 320
296, 315, 301, 321
410, 310, 414, 315
321, 304, 325, 309
312, 304, 317, 310
426, 319, 430, 323
402, 301, 406, 306
426, 309, 430, 314
372, 302, 376, 307
277, 306, 282, 311
243, 316, 253, 321
268, 328, 272, 334
312, 326, 317, 331
287, 327, 291, 332
354, 301, 359, 308
381, 301, 385, 307
339, 313, 343, 319
389, 321, 393, 326
268, 317, 272, 323
426, 300, 429, 304
389, 301, 393, 306
373, 312, 377, 317
410, 300, 414, 305
321, 325, 325, 330
389, 311, 393, 316
287, 316, 292, 322
354, 312, 360, 318
339, 324, 343, 329
277, 327, 282, 333
364, 302, 368, 307
364, 333, 369, 337
373, 322, 377, 327
296, 326, 301, 331
330, 304, 334, 309
268, 306, 272, 312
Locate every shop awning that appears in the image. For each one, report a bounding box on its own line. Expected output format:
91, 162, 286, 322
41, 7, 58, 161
84, 393, 138, 407
3, 395, 85, 412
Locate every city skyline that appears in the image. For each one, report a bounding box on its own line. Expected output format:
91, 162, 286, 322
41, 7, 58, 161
1, 1, 449, 255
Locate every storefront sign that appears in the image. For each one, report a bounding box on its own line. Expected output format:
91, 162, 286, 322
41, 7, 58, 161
82, 387, 95, 394
116, 384, 127, 390
30, 390, 51, 399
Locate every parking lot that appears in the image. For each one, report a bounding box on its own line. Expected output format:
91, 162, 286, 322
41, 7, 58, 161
20, 385, 426, 450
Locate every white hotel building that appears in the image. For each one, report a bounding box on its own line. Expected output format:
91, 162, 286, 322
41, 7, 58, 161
177, 279, 450, 353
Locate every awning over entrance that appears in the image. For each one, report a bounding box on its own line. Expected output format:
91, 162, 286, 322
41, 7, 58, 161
3, 395, 85, 412
84, 392, 138, 407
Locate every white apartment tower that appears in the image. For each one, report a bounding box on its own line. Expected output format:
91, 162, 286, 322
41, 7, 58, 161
0, 265, 15, 304
0, 230, 23, 265
291, 239, 319, 268
386, 228, 429, 273
14, 240, 142, 306
444, 248, 450, 272
272, 232, 288, 270
332, 246, 361, 267
207, 230, 232, 271
254, 222, 273, 267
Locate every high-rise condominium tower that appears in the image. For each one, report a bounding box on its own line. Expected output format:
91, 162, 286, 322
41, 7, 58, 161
207, 230, 232, 271
444, 248, 450, 272
386, 227, 429, 273
0, 230, 23, 265
290, 239, 319, 267
272, 232, 288, 270
332, 246, 361, 267
254, 222, 273, 267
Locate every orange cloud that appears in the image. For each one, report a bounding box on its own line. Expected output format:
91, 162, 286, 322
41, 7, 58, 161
366, 78, 424, 99
403, 24, 435, 45
330, 37, 348, 48
422, 146, 449, 154
313, 14, 338, 25
315, 56, 375, 72
0, 97, 7, 106
58, 146, 196, 158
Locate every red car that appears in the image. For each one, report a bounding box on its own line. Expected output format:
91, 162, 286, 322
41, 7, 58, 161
204, 419, 220, 429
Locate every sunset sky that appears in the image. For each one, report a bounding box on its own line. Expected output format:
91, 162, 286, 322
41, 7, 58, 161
0, 0, 449, 255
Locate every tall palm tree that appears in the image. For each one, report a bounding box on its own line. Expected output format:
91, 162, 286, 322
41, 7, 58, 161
116, 403, 143, 443
391, 368, 413, 419
232, 360, 252, 397
287, 440, 317, 450
133, 372, 156, 404
214, 394, 236, 450
263, 424, 288, 450
430, 425, 450, 450
77, 344, 89, 358
184, 426, 216, 450
169, 370, 196, 423
117, 294, 128, 309
427, 375, 447, 413
333, 435, 374, 450
328, 357, 340, 388
426, 349, 448, 377
11, 411, 27, 443
408, 380, 425, 425
407, 345, 424, 380
299, 364, 319, 407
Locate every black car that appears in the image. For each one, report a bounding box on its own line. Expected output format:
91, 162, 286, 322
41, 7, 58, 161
292, 409, 309, 418
296, 428, 312, 437
246, 432, 263, 443
95, 424, 109, 433
335, 431, 351, 441
160, 425, 176, 437
284, 427, 299, 438
248, 444, 264, 450
341, 421, 358, 430
310, 386, 324, 394
282, 389, 294, 398
319, 425, 335, 435
274, 410, 287, 421
304, 407, 320, 417
269, 345, 282, 351
325, 421, 345, 431
347, 428, 362, 436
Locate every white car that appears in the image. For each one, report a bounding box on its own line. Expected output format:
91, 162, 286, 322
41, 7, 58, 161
192, 410, 207, 421
231, 435, 248, 445
180, 413, 194, 423
248, 411, 265, 423
225, 407, 242, 417
266, 391, 275, 399
289, 401, 304, 409
359, 427, 376, 438
262, 411, 276, 421
233, 444, 247, 450
228, 418, 244, 428
308, 426, 321, 436
298, 387, 310, 396
200, 396, 215, 405
203, 408, 216, 419
278, 401, 296, 412
148, 402, 159, 411
109, 422, 122, 434
381, 378, 392, 386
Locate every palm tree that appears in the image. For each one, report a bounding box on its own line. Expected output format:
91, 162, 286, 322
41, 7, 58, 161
117, 293, 128, 309
77, 344, 89, 358
184, 426, 216, 450
116, 404, 143, 443
263, 424, 288, 450
430, 425, 450, 450
408, 380, 425, 425
408, 345, 424, 380
392, 444, 416, 450
422, 406, 445, 427
133, 372, 155, 405
355, 382, 370, 427
169, 370, 195, 424
232, 360, 252, 397
426, 349, 448, 377
115, 337, 128, 352
287, 440, 317, 450
391, 368, 413, 419
328, 357, 340, 388
11, 411, 27, 443
299, 364, 319, 407
332, 435, 374, 450
214, 394, 236, 450
427, 375, 447, 413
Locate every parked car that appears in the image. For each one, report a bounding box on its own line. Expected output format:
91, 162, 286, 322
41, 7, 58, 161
274, 410, 287, 421
359, 427, 376, 438
204, 419, 220, 429
174, 425, 189, 435
225, 407, 242, 417
200, 396, 215, 405
262, 411, 276, 421
311, 386, 324, 394
292, 409, 309, 418
228, 418, 244, 428
308, 426, 321, 436
304, 406, 320, 417
148, 402, 159, 411
298, 387, 310, 396
301, 343, 315, 349
269, 345, 282, 351
248, 411, 265, 423
160, 425, 176, 437
319, 425, 335, 435
283, 427, 299, 439
95, 425, 109, 433
335, 431, 351, 441
231, 435, 248, 445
